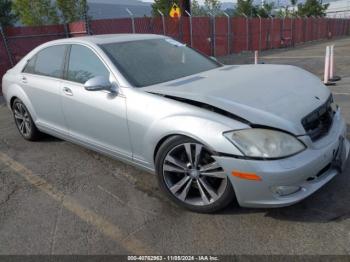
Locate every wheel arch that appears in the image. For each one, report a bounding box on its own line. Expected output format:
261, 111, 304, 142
144, 114, 245, 168
6, 84, 38, 122
153, 133, 220, 165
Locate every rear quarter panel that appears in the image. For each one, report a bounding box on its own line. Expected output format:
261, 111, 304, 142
2, 70, 38, 121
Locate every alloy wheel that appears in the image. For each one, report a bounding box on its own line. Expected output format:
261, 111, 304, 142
13, 102, 32, 137
162, 142, 228, 206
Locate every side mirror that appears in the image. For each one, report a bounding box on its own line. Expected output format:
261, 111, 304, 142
84, 76, 113, 92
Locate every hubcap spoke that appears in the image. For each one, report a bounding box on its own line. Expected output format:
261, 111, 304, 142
194, 144, 202, 168
199, 161, 221, 172
178, 178, 193, 201
165, 155, 188, 170
184, 143, 193, 166
19, 121, 25, 134
170, 175, 190, 194
14, 111, 23, 120
196, 180, 210, 205
19, 103, 25, 114
200, 171, 227, 179
198, 177, 218, 200
164, 164, 187, 173
24, 121, 31, 134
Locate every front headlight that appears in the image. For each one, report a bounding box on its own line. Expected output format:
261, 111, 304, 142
224, 128, 306, 159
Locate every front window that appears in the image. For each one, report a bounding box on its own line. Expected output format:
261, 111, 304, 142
100, 38, 221, 87
67, 45, 110, 84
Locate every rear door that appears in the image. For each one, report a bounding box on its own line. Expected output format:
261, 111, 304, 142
21, 45, 68, 135
61, 44, 131, 159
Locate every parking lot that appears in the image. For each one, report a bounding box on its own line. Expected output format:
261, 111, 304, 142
1, 37, 350, 255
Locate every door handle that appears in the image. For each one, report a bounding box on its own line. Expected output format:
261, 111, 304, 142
21, 76, 27, 84
63, 87, 73, 96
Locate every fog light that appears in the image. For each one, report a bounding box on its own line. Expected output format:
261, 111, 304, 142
271, 186, 301, 196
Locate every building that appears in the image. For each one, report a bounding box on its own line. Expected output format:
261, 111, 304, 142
325, 0, 350, 17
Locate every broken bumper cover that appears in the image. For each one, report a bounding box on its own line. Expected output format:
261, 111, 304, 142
214, 110, 349, 208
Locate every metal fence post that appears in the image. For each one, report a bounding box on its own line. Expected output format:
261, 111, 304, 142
208, 12, 216, 57
291, 17, 294, 46
312, 16, 316, 40
317, 16, 320, 39
126, 8, 136, 34
63, 23, 70, 38
297, 16, 300, 42
0, 26, 14, 67
223, 12, 231, 55
157, 9, 166, 35
281, 15, 285, 44
185, 10, 193, 47
243, 13, 249, 51
257, 14, 262, 51
269, 15, 274, 49
83, 4, 91, 35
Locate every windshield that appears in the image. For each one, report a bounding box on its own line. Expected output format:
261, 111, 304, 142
100, 38, 221, 87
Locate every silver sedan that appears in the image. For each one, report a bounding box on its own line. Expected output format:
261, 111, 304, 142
2, 34, 349, 213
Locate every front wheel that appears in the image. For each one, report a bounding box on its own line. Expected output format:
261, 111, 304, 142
155, 136, 235, 213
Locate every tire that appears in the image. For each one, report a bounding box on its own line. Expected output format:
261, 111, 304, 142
12, 98, 41, 141
155, 135, 235, 213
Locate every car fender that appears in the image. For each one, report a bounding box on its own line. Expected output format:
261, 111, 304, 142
4, 82, 38, 122
142, 114, 246, 166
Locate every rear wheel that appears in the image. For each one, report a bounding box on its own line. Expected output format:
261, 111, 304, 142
155, 136, 235, 213
12, 98, 41, 141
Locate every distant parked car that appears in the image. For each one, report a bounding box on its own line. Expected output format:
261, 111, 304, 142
2, 34, 349, 213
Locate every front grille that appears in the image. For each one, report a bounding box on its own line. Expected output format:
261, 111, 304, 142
301, 95, 334, 141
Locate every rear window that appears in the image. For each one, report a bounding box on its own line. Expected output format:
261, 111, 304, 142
23, 45, 66, 79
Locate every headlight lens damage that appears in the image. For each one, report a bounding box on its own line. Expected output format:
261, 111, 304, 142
224, 128, 306, 159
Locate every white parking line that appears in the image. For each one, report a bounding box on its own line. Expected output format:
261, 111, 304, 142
0, 152, 153, 254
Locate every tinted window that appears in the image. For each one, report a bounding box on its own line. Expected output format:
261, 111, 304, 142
100, 38, 220, 87
33, 45, 66, 78
67, 45, 109, 84
23, 56, 36, 74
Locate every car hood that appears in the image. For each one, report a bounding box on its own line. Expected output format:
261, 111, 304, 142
143, 64, 331, 135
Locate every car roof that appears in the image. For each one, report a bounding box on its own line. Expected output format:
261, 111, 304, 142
48, 34, 167, 46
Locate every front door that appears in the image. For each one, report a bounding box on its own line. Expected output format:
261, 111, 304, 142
61, 44, 131, 159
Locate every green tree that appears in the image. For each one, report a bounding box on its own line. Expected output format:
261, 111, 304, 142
297, 0, 329, 17
234, 0, 256, 17
256, 3, 274, 17
289, 0, 298, 17
0, 0, 18, 27
151, 0, 180, 16
191, 0, 207, 16
204, 0, 222, 15
13, 0, 59, 26
57, 0, 88, 24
